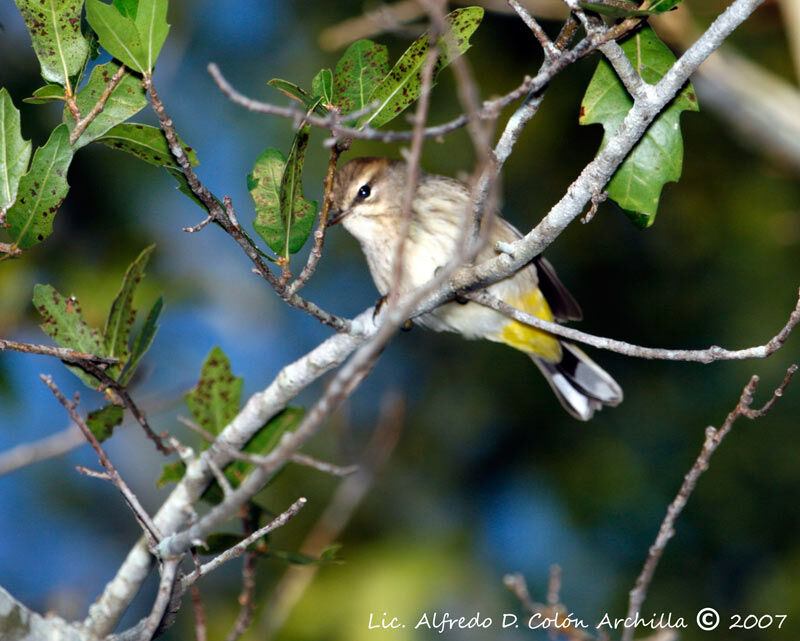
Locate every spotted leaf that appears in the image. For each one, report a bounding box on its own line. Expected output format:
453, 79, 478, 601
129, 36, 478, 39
6, 125, 73, 250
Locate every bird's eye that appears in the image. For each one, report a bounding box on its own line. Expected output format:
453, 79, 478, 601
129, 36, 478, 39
357, 184, 371, 200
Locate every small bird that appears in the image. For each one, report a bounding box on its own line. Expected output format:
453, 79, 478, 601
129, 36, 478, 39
329, 157, 622, 420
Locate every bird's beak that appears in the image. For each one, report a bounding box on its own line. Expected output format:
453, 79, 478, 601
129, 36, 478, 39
328, 208, 347, 226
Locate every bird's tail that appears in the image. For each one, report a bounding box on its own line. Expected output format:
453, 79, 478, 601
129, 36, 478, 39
532, 342, 623, 421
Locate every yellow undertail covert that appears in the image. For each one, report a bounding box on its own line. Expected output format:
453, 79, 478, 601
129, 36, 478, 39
496, 289, 562, 363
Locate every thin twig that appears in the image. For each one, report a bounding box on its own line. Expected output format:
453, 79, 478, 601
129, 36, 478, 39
75, 465, 111, 480
0, 338, 117, 367
389, 29, 440, 307
100, 371, 172, 455
183, 215, 213, 233
504, 573, 538, 615
190, 586, 207, 641
223, 508, 259, 641
467, 11, 644, 236
144, 76, 350, 333
208, 28, 630, 147
599, 40, 650, 101
581, 190, 607, 223
508, 0, 559, 58
69, 63, 127, 145
466, 287, 800, 363
117, 386, 174, 455
621, 365, 797, 641
289, 452, 358, 477
503, 573, 594, 641
555, 12, 580, 50
179, 415, 357, 476
546, 564, 562, 607
65, 90, 81, 122
52, 354, 175, 456
286, 141, 346, 296
181, 497, 307, 589
139, 558, 180, 641
260, 392, 404, 639
40, 375, 162, 547
0, 243, 23, 260
207, 457, 234, 498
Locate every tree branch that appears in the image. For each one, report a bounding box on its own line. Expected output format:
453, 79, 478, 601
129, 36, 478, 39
84, 309, 375, 637
0, 585, 83, 641
180, 497, 307, 590
0, 338, 117, 367
507, 0, 559, 58
621, 365, 797, 641
69, 63, 127, 145
466, 287, 800, 362
41, 376, 162, 546
143, 76, 350, 333
260, 393, 404, 638
85, 0, 770, 634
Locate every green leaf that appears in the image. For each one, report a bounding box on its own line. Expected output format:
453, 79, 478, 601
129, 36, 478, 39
201, 407, 304, 505
268, 78, 329, 117
266, 549, 319, 565
0, 88, 32, 211
134, 0, 169, 73
13, 0, 91, 86
185, 346, 243, 437
647, 0, 682, 13
113, 0, 139, 19
87, 404, 124, 442
86, 0, 147, 74
319, 543, 344, 563
98, 123, 198, 167
157, 407, 302, 495
32, 283, 106, 388
266, 543, 343, 565
249, 148, 286, 254
6, 125, 73, 249
332, 40, 389, 115
23, 85, 66, 105
363, 7, 484, 128
103, 245, 155, 379
311, 68, 334, 106
226, 407, 304, 483
65, 62, 148, 149
119, 295, 162, 385
578, 0, 659, 17
579, 27, 698, 228
277, 125, 316, 259
157, 460, 185, 487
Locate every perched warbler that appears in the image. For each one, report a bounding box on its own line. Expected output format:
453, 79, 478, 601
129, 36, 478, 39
329, 157, 622, 420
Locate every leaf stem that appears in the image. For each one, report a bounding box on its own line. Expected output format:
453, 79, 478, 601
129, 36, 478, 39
286, 141, 346, 296
70, 64, 128, 145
